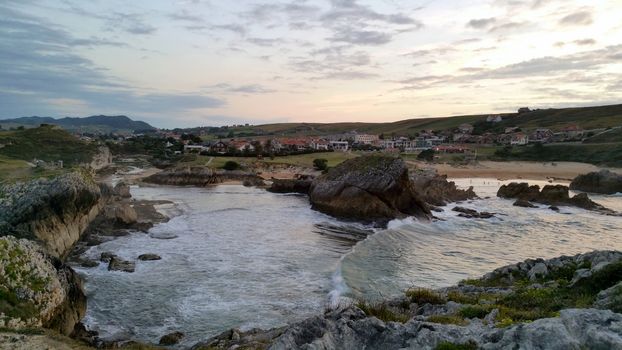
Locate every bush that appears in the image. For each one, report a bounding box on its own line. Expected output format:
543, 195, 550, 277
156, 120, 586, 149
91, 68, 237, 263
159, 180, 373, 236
222, 161, 240, 171
313, 158, 328, 171
417, 149, 435, 162
355, 301, 410, 323
406, 288, 446, 305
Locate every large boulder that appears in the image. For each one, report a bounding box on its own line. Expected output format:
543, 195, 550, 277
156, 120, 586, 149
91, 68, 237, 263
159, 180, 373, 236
0, 236, 86, 335
570, 170, 622, 194
308, 156, 430, 222
411, 171, 477, 206
113, 182, 132, 198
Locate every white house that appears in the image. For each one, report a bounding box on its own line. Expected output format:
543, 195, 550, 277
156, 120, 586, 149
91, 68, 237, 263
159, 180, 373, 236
354, 134, 379, 144
184, 144, 208, 153
486, 115, 503, 123
330, 141, 349, 152
510, 133, 529, 145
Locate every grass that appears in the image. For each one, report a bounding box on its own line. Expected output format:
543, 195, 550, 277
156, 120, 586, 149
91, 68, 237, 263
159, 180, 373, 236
492, 142, 622, 167
406, 288, 446, 305
355, 301, 410, 323
178, 152, 360, 169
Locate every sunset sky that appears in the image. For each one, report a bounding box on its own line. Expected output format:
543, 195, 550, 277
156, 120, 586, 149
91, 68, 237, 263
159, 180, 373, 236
1, 0, 621, 128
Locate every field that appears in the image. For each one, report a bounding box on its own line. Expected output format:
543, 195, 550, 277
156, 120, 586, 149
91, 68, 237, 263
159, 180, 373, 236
230, 104, 622, 138
178, 152, 360, 169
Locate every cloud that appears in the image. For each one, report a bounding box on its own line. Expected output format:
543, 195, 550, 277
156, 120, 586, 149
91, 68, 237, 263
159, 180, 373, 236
0, 6, 223, 118
169, 10, 204, 23
329, 28, 392, 45
467, 18, 496, 29
574, 39, 596, 46
204, 84, 277, 94
105, 12, 157, 35
559, 10, 593, 26
289, 45, 377, 80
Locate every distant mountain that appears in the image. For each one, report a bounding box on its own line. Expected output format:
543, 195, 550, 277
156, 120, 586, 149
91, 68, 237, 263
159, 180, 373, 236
0, 115, 157, 134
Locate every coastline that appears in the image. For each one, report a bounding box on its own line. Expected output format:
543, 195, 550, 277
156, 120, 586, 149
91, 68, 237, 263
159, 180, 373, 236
409, 160, 621, 182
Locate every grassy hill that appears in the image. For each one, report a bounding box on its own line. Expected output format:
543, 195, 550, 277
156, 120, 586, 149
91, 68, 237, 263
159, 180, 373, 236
238, 104, 622, 137
0, 126, 97, 166
0, 115, 156, 135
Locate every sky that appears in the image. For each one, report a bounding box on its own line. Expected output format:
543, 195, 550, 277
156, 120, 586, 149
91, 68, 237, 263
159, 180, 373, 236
0, 0, 621, 128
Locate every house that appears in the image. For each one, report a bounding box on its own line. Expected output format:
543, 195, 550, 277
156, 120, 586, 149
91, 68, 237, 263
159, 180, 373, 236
210, 141, 229, 154
230, 140, 255, 152
353, 133, 379, 145
280, 138, 309, 152
330, 141, 349, 152
561, 125, 584, 140
184, 144, 208, 153
379, 139, 396, 149
518, 107, 531, 114
530, 129, 554, 143
510, 133, 529, 145
486, 115, 503, 123
310, 139, 330, 151
497, 134, 513, 145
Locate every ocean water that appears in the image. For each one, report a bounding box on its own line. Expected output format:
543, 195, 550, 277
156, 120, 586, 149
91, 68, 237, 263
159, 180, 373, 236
74, 180, 622, 347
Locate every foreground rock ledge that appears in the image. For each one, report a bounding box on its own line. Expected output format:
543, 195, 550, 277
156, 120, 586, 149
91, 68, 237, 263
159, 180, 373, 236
308, 156, 431, 223
194, 250, 622, 350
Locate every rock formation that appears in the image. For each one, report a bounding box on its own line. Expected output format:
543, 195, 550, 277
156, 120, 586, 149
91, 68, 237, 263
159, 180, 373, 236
144, 167, 263, 187
267, 178, 313, 194
0, 172, 108, 259
570, 169, 622, 194
497, 182, 616, 214
194, 250, 622, 350
411, 171, 477, 206
308, 156, 430, 223
0, 236, 86, 336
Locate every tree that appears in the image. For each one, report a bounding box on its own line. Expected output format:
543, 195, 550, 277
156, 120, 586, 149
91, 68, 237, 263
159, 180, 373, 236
417, 149, 435, 162
313, 158, 328, 171
223, 160, 240, 171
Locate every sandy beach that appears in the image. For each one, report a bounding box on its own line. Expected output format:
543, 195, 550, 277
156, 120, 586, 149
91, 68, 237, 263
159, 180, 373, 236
408, 160, 622, 182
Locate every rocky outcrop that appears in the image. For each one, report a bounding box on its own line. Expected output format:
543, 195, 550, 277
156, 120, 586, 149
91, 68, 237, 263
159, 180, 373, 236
0, 237, 85, 336
570, 169, 622, 194
194, 250, 622, 350
138, 254, 161, 261
113, 182, 132, 198
267, 178, 313, 194
159, 331, 184, 345
452, 206, 495, 219
88, 146, 112, 171
0, 172, 108, 259
411, 171, 477, 206
108, 257, 135, 273
144, 167, 263, 187
308, 156, 430, 223
497, 182, 616, 214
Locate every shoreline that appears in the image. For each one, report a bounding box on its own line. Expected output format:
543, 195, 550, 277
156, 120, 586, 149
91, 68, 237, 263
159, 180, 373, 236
409, 160, 621, 182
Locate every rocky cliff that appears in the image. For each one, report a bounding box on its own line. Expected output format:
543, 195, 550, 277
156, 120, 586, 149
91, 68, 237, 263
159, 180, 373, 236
410, 171, 477, 207
570, 169, 622, 194
194, 250, 622, 350
88, 146, 112, 171
308, 156, 430, 223
0, 172, 107, 259
143, 167, 263, 187
0, 236, 86, 336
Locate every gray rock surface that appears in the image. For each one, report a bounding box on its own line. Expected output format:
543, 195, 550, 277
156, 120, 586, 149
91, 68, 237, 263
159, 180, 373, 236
411, 171, 477, 206
107, 256, 135, 273
570, 169, 622, 194
144, 167, 263, 187
138, 253, 161, 261
308, 156, 430, 223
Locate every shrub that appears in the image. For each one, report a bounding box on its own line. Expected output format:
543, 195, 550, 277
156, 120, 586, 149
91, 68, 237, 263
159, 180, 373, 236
355, 301, 410, 323
313, 158, 328, 171
222, 160, 240, 171
417, 149, 435, 162
406, 288, 446, 305
426, 315, 468, 326
434, 340, 478, 350
459, 305, 492, 319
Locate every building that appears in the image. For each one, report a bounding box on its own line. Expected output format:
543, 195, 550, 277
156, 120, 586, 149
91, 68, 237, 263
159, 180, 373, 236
280, 138, 309, 152
310, 139, 330, 151
530, 129, 554, 143
518, 107, 531, 114
330, 141, 349, 152
353, 133, 379, 145
457, 123, 474, 134
184, 144, 208, 153
510, 133, 529, 145
210, 141, 229, 154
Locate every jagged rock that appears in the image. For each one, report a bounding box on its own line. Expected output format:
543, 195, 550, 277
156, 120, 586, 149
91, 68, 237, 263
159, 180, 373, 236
0, 236, 86, 335
593, 282, 622, 312
104, 203, 138, 226
513, 199, 537, 208
113, 182, 132, 198
100, 252, 116, 263
0, 172, 107, 258
144, 167, 263, 187
308, 156, 430, 223
453, 206, 495, 219
138, 253, 161, 261
243, 178, 267, 187
411, 171, 477, 206
549, 206, 560, 211
267, 178, 312, 194
159, 331, 184, 345
497, 182, 616, 214
527, 262, 548, 281
570, 170, 622, 194
107, 256, 135, 273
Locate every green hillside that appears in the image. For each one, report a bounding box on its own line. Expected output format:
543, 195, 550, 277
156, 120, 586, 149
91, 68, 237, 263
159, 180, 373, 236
0, 126, 97, 165
245, 104, 622, 137
0, 115, 156, 135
